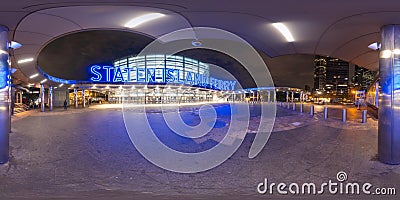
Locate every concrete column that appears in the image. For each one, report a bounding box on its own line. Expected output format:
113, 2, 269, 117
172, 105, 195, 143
49, 86, 53, 111
15, 91, 19, 103
74, 88, 78, 109
40, 84, 45, 112
19, 91, 22, 103
82, 89, 86, 108
286, 91, 289, 103
291, 92, 294, 102
378, 25, 400, 164
300, 91, 303, 103
0, 25, 10, 164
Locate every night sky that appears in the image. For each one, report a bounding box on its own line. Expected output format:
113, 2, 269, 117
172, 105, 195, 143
38, 30, 314, 89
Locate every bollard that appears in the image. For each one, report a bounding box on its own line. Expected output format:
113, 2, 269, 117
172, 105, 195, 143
300, 104, 303, 113
292, 103, 296, 111
310, 105, 314, 117
342, 109, 347, 122
324, 107, 328, 120
280, 102, 282, 107
362, 110, 367, 123
287, 102, 290, 109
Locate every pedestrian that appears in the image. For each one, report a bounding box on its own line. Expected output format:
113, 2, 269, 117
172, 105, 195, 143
64, 99, 68, 110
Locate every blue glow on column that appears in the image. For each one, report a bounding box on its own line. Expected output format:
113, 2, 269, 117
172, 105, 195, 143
394, 59, 400, 90
0, 68, 8, 89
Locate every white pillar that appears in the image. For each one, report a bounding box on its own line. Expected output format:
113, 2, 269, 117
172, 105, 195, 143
40, 84, 45, 112
49, 86, 53, 111
82, 89, 86, 108
74, 88, 78, 109
291, 92, 294, 102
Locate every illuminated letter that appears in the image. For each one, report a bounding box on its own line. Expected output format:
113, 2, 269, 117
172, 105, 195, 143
113, 67, 125, 82
124, 67, 131, 82
185, 72, 193, 85
209, 77, 215, 89
230, 81, 237, 90
165, 68, 175, 83
194, 73, 201, 86
90, 65, 102, 82
146, 68, 155, 83
176, 69, 183, 84
137, 68, 146, 82
102, 66, 114, 82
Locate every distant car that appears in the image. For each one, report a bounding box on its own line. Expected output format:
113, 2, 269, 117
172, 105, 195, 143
317, 100, 324, 105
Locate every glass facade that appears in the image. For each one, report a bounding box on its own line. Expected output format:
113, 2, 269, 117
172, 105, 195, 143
113, 54, 210, 86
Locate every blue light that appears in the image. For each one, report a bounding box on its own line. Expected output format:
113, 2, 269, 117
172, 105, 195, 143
37, 65, 77, 84
0, 69, 8, 89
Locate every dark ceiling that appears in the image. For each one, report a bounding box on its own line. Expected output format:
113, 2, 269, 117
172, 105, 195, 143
37, 30, 257, 88
38, 30, 154, 81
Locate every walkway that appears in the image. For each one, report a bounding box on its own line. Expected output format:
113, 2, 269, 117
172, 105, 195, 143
0, 103, 398, 199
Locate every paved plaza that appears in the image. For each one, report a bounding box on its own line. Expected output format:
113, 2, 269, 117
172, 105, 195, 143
0, 103, 398, 199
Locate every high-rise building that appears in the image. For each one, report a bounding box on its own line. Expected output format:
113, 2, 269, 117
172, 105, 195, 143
313, 55, 326, 91
325, 57, 350, 95
313, 55, 350, 97
351, 65, 376, 90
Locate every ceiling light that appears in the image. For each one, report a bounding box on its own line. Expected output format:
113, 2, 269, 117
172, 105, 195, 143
29, 73, 39, 79
368, 42, 380, 50
393, 49, 400, 55
17, 58, 34, 64
0, 50, 7, 55
272, 23, 295, 42
192, 40, 202, 47
40, 79, 47, 84
380, 50, 392, 58
9, 41, 22, 49
59, 84, 64, 87
124, 13, 165, 28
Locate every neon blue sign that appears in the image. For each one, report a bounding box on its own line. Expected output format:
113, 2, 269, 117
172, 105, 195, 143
89, 65, 236, 90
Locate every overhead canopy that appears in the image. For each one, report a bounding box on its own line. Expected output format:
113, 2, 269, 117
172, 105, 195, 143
0, 0, 394, 86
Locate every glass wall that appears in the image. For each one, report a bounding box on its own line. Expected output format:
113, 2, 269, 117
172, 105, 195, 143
114, 54, 210, 85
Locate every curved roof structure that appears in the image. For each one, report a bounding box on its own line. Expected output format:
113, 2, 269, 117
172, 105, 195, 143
0, 0, 396, 86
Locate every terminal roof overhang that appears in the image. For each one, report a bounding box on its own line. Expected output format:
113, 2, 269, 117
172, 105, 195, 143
1, 0, 397, 87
